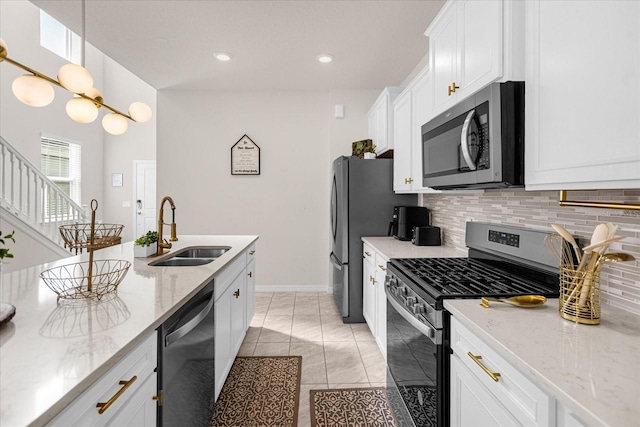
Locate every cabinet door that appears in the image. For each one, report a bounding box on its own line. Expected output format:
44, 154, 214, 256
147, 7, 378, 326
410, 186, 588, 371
374, 259, 388, 360
362, 254, 376, 334
214, 288, 232, 400
525, 0, 640, 190
230, 272, 246, 357
375, 98, 390, 153
393, 90, 413, 192
456, 0, 503, 100
428, 1, 458, 114
246, 258, 256, 329
450, 355, 521, 427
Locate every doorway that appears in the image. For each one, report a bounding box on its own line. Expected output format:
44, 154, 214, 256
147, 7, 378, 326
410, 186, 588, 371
134, 160, 157, 239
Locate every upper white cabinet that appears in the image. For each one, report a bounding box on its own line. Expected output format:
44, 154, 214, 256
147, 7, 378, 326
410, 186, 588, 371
524, 0, 640, 190
368, 87, 404, 155
393, 66, 440, 193
425, 0, 524, 119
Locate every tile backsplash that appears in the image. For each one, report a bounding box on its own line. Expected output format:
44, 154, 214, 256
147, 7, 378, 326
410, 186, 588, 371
421, 189, 640, 315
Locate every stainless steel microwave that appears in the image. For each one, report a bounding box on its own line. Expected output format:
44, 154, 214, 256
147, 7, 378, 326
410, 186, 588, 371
421, 81, 525, 190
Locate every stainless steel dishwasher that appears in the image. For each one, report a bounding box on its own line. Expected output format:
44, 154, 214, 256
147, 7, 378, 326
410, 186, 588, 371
157, 280, 215, 426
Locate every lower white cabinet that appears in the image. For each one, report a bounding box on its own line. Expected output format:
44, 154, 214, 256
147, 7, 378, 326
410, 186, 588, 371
48, 332, 157, 427
214, 247, 256, 400
450, 317, 555, 427
361, 243, 389, 360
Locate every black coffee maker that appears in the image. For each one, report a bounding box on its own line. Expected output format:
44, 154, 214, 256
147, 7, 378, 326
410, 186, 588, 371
389, 206, 430, 241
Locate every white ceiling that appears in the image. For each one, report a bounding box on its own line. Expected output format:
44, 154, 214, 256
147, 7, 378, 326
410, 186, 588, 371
32, 0, 445, 91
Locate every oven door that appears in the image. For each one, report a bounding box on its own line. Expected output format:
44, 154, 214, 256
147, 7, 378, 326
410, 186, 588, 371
386, 286, 447, 427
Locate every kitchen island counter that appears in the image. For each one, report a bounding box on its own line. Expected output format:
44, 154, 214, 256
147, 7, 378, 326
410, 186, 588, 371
445, 299, 640, 427
0, 235, 258, 427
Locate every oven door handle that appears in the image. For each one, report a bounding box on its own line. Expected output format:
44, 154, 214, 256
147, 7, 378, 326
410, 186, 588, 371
386, 286, 440, 345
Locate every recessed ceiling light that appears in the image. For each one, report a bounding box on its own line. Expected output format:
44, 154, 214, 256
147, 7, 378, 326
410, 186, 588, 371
317, 54, 333, 63
214, 52, 232, 62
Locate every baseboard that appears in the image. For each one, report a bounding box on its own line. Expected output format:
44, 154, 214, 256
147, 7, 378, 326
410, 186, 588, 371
256, 284, 331, 293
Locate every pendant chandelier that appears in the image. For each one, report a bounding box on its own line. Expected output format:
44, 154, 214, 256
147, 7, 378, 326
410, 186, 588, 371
0, 3, 151, 135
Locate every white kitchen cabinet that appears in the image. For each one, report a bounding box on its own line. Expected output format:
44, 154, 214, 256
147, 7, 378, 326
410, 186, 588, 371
450, 317, 555, 427
361, 243, 389, 360
367, 86, 404, 155
245, 243, 256, 329
425, 0, 524, 119
556, 402, 587, 427
362, 244, 377, 333
214, 248, 255, 400
373, 253, 389, 360
48, 332, 157, 427
524, 0, 640, 190
393, 66, 441, 194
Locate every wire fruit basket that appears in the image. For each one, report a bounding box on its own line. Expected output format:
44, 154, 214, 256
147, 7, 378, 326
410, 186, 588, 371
41, 199, 130, 302
59, 222, 124, 254
40, 259, 131, 302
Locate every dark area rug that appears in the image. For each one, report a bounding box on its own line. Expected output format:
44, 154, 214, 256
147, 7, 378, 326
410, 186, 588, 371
210, 356, 302, 427
310, 387, 397, 427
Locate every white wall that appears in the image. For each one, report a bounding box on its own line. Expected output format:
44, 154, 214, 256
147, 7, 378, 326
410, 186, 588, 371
157, 89, 377, 289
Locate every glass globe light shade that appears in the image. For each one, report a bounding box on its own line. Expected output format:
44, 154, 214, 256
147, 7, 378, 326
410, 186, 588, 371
66, 96, 99, 123
0, 38, 7, 60
84, 87, 103, 105
128, 102, 152, 122
102, 113, 129, 135
58, 64, 94, 94
12, 75, 55, 107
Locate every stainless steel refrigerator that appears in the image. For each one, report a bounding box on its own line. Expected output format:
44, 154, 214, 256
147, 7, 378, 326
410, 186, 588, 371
330, 156, 416, 323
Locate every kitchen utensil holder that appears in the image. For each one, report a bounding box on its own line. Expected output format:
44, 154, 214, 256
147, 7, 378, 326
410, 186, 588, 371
558, 263, 601, 325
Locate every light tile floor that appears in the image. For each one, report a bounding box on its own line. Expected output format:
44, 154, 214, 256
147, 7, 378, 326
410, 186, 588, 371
238, 292, 387, 426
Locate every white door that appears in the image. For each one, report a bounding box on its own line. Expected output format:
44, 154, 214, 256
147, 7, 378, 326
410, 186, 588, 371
134, 161, 156, 239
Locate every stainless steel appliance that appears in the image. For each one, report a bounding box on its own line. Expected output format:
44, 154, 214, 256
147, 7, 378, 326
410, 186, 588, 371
390, 206, 430, 241
385, 222, 559, 426
421, 81, 525, 190
330, 156, 416, 323
157, 281, 215, 426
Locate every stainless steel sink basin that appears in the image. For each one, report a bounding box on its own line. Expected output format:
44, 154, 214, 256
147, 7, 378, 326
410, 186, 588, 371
149, 246, 230, 267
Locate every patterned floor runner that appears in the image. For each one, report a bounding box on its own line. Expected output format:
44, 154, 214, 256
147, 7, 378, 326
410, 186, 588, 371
210, 356, 302, 427
310, 387, 397, 427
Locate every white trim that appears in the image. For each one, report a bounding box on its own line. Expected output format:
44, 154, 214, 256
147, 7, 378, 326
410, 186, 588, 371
256, 285, 330, 293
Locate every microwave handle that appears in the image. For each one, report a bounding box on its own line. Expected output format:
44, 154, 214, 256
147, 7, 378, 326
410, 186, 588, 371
460, 110, 477, 171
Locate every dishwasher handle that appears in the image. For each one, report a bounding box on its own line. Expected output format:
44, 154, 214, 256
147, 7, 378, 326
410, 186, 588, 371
165, 290, 214, 347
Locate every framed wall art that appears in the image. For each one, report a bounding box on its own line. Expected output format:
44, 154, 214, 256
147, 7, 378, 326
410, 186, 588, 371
231, 134, 260, 175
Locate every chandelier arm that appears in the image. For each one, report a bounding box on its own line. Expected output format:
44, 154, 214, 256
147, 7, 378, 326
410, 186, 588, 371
2, 54, 134, 121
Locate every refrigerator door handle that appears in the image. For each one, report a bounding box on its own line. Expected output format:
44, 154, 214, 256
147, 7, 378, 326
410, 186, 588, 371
330, 252, 342, 269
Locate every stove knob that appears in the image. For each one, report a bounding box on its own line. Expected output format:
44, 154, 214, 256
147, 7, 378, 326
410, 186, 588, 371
412, 303, 425, 315
407, 296, 417, 306
398, 286, 408, 296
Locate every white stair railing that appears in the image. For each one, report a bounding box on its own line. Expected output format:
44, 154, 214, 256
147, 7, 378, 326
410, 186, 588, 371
0, 136, 88, 250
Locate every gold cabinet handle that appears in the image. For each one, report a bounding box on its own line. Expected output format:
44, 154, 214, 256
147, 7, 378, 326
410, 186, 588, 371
233, 289, 240, 298
248, 271, 253, 278
467, 352, 501, 382
448, 82, 460, 96
152, 390, 163, 406
96, 375, 138, 414
378, 264, 386, 272
404, 177, 413, 184
370, 275, 377, 285
249, 250, 255, 255
364, 251, 372, 257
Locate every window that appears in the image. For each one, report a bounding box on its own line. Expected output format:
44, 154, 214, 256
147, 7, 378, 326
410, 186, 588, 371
40, 10, 81, 64
41, 136, 81, 217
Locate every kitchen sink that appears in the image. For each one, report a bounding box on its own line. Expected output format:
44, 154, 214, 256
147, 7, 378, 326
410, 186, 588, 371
149, 246, 230, 267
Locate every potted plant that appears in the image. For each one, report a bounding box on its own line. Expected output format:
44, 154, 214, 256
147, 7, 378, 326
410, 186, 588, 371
134, 231, 158, 258
351, 139, 376, 159
363, 144, 377, 159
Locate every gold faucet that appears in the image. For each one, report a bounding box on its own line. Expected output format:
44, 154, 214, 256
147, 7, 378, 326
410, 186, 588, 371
154, 196, 178, 256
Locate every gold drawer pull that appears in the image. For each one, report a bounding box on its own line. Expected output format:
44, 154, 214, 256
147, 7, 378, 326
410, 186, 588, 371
364, 251, 372, 257
234, 289, 240, 298
96, 375, 138, 414
249, 250, 255, 255
404, 177, 414, 184
378, 264, 386, 271
467, 352, 501, 382
248, 271, 253, 278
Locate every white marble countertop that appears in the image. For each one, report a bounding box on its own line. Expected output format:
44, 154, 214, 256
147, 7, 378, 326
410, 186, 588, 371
361, 236, 467, 259
0, 235, 258, 427
445, 299, 640, 427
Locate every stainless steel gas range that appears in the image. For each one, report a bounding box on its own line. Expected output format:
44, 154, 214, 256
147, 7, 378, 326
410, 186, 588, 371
384, 222, 560, 427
